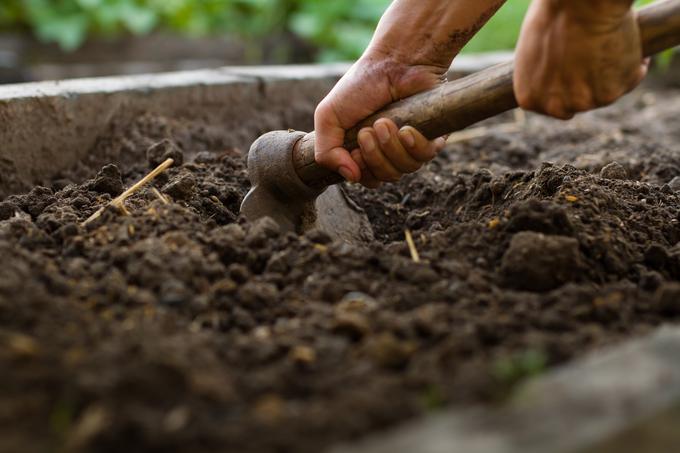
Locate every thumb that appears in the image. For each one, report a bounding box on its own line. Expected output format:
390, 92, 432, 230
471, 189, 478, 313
315, 145, 361, 182
314, 103, 362, 182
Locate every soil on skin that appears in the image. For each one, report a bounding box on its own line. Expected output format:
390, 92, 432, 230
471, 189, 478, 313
2, 85, 680, 453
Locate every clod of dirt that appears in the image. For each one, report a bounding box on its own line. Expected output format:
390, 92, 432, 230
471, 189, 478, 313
0, 201, 18, 221
245, 217, 281, 247
599, 162, 628, 180
162, 173, 196, 200
654, 283, 680, 315
644, 244, 670, 269
363, 332, 415, 369
504, 200, 574, 236
87, 164, 124, 196
146, 139, 184, 168
501, 231, 582, 292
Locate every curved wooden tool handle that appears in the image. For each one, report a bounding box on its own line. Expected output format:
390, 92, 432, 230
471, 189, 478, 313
294, 0, 680, 190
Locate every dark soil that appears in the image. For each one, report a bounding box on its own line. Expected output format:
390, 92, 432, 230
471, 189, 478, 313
2, 86, 680, 453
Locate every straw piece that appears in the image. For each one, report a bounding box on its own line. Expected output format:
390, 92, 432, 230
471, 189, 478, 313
152, 187, 169, 205
82, 158, 174, 226
405, 229, 421, 263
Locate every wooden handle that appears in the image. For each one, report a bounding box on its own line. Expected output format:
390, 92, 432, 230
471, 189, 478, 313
294, 0, 680, 190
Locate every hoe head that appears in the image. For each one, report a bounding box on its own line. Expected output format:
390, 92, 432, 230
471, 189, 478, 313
240, 130, 374, 243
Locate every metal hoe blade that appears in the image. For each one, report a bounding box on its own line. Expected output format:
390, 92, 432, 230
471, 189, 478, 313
240, 130, 374, 243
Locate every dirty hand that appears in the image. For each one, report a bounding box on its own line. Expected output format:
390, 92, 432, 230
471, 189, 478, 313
314, 53, 447, 188
514, 0, 648, 119
314, 0, 507, 188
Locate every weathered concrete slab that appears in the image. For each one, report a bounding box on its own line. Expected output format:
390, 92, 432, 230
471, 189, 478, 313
330, 326, 680, 453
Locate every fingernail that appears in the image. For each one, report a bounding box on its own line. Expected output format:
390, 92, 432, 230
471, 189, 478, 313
338, 166, 354, 182
399, 128, 415, 148
359, 130, 376, 152
434, 137, 446, 150
375, 122, 390, 145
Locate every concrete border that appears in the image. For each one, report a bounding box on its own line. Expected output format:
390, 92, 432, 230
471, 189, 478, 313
330, 326, 680, 453
0, 53, 513, 198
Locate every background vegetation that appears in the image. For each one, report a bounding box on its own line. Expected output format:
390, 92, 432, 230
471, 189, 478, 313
0, 0, 661, 61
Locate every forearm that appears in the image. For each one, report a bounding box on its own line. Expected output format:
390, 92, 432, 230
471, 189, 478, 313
545, 0, 635, 23
365, 0, 506, 69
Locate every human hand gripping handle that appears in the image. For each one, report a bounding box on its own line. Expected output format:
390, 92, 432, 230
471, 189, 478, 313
293, 0, 680, 191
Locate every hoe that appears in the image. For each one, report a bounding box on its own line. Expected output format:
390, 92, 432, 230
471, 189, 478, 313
241, 0, 680, 242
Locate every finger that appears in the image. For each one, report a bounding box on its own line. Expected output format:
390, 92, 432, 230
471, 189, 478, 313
398, 126, 439, 162
374, 119, 421, 173
434, 137, 447, 152
544, 95, 574, 120
358, 128, 402, 182
567, 85, 595, 113
315, 146, 360, 182
351, 149, 382, 189
314, 102, 362, 182
628, 59, 649, 92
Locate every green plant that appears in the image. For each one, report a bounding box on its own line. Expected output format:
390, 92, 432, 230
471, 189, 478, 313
0, 0, 673, 62
493, 349, 548, 387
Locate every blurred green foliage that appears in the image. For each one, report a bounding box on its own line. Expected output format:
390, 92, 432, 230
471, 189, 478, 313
0, 0, 668, 61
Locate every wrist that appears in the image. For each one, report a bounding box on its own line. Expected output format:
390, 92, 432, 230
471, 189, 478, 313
365, 33, 454, 71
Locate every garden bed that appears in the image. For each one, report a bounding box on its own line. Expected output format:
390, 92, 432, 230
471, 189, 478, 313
1, 66, 680, 453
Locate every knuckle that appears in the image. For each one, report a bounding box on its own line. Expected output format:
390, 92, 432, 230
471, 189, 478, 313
314, 101, 334, 125
543, 97, 573, 120
568, 93, 593, 112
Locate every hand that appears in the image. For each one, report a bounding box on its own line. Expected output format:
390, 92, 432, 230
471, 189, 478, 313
314, 51, 447, 188
514, 0, 648, 119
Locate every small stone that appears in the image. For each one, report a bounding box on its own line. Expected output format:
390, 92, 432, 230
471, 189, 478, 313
146, 139, 184, 168
162, 173, 196, 200
337, 292, 378, 313
88, 164, 123, 196
159, 280, 190, 307
289, 345, 316, 366
332, 312, 370, 340
600, 162, 628, 180
668, 177, 680, 192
